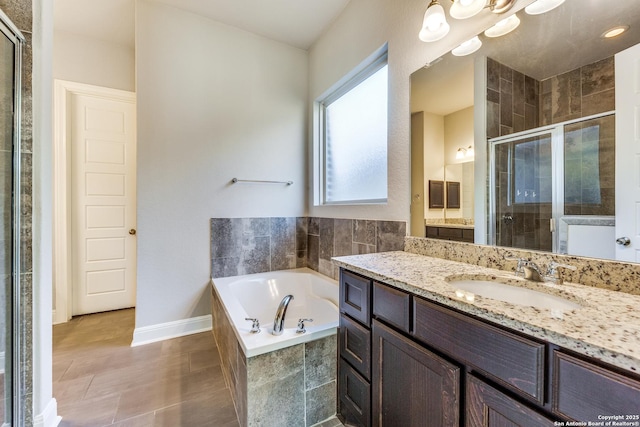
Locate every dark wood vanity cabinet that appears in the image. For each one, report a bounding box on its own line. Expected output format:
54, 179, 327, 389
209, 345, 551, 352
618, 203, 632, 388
552, 351, 640, 421
426, 226, 474, 243
338, 270, 373, 427
466, 375, 555, 427
337, 268, 640, 427
372, 320, 461, 426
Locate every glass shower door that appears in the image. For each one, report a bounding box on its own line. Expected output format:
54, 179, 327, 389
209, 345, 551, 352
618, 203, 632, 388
0, 10, 22, 425
491, 131, 556, 252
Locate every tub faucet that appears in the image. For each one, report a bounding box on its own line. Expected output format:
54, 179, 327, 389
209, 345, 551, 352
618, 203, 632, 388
272, 295, 294, 336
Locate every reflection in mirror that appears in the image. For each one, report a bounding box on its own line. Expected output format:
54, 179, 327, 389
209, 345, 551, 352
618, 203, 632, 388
410, 0, 640, 262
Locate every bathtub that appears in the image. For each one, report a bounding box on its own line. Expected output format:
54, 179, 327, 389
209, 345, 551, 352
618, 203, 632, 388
211, 268, 340, 426
211, 267, 339, 357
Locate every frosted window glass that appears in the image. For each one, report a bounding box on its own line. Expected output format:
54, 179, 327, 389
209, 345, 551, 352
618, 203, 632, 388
324, 65, 388, 203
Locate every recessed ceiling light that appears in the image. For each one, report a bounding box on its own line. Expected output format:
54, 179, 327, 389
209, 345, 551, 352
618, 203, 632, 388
452, 36, 482, 56
602, 25, 629, 39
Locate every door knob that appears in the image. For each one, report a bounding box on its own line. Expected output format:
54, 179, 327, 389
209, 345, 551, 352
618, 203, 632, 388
129, 229, 137, 235
616, 237, 630, 246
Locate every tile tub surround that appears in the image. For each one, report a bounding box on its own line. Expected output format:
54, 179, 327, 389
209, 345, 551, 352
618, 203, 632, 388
211, 217, 406, 279
211, 284, 337, 427
404, 236, 640, 295
332, 250, 640, 374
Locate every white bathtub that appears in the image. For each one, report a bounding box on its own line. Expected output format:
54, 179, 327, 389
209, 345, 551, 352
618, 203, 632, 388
211, 268, 339, 357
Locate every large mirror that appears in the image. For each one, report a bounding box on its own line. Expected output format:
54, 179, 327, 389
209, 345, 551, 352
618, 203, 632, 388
410, 0, 640, 262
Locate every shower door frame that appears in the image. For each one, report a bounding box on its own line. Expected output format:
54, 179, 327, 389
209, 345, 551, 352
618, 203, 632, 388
488, 111, 615, 254
0, 7, 24, 426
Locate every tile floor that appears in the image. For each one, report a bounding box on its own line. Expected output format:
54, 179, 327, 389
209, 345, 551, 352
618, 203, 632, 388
53, 309, 239, 426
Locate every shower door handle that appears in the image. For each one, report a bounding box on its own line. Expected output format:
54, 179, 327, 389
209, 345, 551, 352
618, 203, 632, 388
616, 237, 631, 246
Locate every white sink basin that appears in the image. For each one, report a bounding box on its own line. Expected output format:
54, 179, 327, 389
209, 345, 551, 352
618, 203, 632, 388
449, 279, 582, 311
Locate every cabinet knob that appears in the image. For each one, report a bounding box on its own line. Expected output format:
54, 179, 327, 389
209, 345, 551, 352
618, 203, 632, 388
129, 229, 137, 235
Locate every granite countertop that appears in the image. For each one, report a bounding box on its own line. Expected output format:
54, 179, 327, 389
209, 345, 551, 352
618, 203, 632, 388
332, 251, 640, 374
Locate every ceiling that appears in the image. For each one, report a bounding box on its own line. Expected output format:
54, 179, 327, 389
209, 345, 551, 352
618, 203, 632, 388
412, 0, 640, 116
53, 0, 351, 50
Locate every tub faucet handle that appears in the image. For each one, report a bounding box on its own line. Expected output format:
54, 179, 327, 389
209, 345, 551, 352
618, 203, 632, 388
245, 318, 261, 334
296, 318, 313, 334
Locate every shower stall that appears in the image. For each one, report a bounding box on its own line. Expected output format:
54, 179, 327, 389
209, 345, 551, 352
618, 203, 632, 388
0, 8, 24, 425
489, 112, 615, 253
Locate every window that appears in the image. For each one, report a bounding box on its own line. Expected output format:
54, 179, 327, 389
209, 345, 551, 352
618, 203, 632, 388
318, 51, 388, 204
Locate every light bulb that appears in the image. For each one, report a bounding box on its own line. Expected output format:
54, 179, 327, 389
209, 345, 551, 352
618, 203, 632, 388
484, 14, 520, 37
525, 0, 565, 15
450, 0, 486, 19
466, 145, 475, 157
451, 36, 482, 56
419, 1, 450, 42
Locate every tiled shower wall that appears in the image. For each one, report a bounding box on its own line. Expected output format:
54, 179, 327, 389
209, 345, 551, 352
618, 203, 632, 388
486, 57, 540, 138
211, 217, 406, 280
540, 57, 614, 126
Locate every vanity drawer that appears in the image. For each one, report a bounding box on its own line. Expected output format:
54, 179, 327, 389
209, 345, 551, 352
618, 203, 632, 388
340, 269, 372, 327
339, 360, 371, 427
373, 282, 411, 333
413, 297, 546, 404
339, 313, 371, 380
552, 351, 640, 421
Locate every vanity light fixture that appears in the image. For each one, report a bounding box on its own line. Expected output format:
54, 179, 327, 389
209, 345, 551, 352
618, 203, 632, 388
524, 0, 565, 15
450, 0, 486, 20
452, 36, 482, 56
456, 145, 475, 159
466, 145, 474, 157
484, 14, 520, 37
601, 25, 629, 39
488, 0, 515, 14
419, 0, 450, 42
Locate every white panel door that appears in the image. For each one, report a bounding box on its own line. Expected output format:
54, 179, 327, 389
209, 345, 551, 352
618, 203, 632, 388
71, 92, 136, 315
615, 42, 640, 262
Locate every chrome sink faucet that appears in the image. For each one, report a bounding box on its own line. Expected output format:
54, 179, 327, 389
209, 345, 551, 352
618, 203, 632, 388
544, 261, 577, 285
505, 255, 575, 284
272, 295, 294, 336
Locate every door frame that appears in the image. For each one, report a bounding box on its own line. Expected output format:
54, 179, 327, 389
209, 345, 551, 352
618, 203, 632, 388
53, 80, 136, 324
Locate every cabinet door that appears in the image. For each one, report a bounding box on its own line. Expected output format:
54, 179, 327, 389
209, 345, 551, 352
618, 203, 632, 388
467, 375, 555, 427
340, 313, 371, 380
552, 351, 640, 421
339, 360, 371, 427
340, 269, 372, 326
372, 320, 460, 427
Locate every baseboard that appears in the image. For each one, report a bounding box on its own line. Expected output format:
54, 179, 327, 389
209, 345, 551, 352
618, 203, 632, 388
33, 398, 61, 427
131, 314, 212, 347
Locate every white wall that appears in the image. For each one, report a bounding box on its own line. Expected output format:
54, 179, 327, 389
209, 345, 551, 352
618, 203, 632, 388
135, 1, 308, 328
444, 106, 474, 165
423, 113, 445, 220
34, 0, 60, 425
307, 0, 532, 223
53, 31, 135, 91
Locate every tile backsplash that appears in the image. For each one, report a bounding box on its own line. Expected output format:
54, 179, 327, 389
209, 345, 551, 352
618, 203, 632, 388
211, 217, 406, 280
